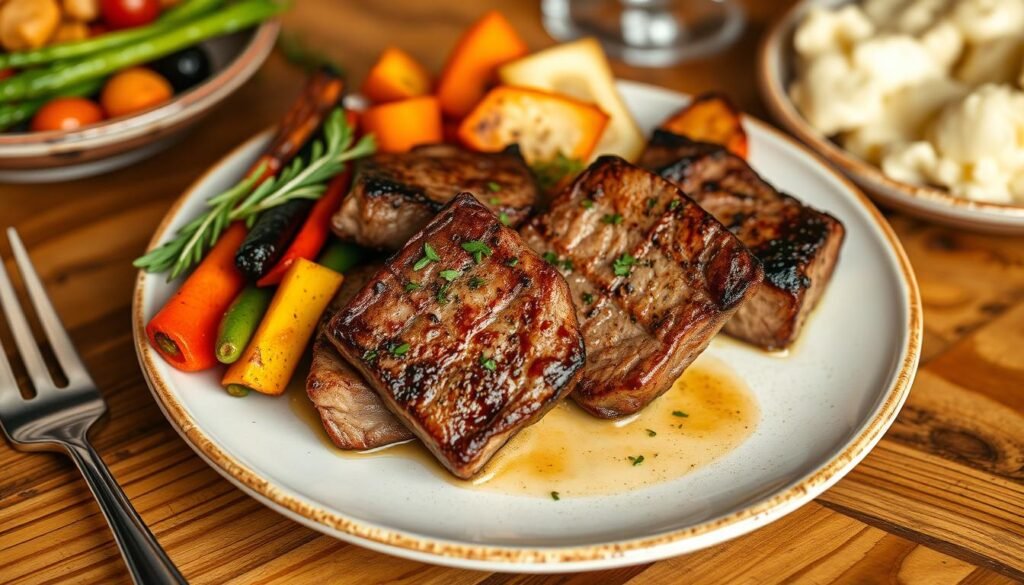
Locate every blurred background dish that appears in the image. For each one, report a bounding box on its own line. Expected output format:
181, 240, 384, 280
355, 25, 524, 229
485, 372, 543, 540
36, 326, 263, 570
759, 0, 1024, 233
0, 19, 278, 183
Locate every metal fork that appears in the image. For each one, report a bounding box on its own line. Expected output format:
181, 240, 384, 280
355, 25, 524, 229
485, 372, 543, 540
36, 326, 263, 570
0, 228, 186, 585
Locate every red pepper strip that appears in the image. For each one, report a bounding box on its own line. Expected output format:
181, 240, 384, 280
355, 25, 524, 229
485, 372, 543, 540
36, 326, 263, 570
256, 170, 352, 287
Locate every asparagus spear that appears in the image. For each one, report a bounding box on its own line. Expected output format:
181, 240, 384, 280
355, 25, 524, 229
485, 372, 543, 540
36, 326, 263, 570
0, 0, 224, 70
0, 79, 104, 131
0, 0, 283, 103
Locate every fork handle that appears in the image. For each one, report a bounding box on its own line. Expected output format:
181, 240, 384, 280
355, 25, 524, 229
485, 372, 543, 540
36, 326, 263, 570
65, 439, 187, 585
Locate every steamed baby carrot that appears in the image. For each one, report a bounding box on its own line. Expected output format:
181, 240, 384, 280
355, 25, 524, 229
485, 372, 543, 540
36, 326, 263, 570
221, 258, 344, 396
361, 47, 431, 104
361, 96, 442, 153
145, 222, 247, 372
256, 170, 352, 287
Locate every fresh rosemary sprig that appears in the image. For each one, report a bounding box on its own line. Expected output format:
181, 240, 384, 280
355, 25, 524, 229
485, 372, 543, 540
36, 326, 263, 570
135, 108, 375, 279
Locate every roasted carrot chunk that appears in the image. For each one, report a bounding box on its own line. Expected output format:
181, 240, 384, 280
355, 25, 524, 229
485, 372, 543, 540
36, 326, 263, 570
660, 93, 748, 159
361, 47, 431, 104
458, 85, 609, 164
361, 95, 443, 153
436, 10, 528, 119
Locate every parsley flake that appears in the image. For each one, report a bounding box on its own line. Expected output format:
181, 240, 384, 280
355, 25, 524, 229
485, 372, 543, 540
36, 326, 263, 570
550, 491, 560, 501
580, 199, 594, 209
646, 428, 657, 437
489, 197, 500, 205
480, 354, 497, 371
437, 282, 451, 304
601, 213, 623, 225
647, 197, 657, 209
362, 349, 378, 361
439, 269, 461, 282
390, 343, 410, 357
582, 292, 594, 305
669, 200, 681, 211
628, 455, 645, 466
414, 243, 440, 271
487, 181, 502, 192
499, 212, 511, 226
672, 410, 689, 418
461, 240, 493, 264
505, 257, 519, 267
405, 281, 422, 292
542, 251, 558, 264
613, 253, 637, 277
468, 276, 485, 289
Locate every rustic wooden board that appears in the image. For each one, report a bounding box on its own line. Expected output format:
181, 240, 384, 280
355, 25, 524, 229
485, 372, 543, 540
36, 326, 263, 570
2, 0, 1023, 583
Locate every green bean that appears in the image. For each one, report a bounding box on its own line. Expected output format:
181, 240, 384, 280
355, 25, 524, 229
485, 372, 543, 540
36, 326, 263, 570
317, 241, 367, 274
0, 79, 103, 131
0, 0, 283, 102
0, 0, 224, 70
215, 285, 274, 364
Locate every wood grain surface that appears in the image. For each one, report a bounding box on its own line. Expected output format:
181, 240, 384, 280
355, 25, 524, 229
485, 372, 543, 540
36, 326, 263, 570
2, 1, 1023, 583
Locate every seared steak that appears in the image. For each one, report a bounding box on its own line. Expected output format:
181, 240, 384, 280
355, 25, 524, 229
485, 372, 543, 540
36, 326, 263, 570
332, 144, 539, 249
307, 264, 414, 450
639, 131, 845, 350
521, 156, 763, 418
327, 193, 585, 478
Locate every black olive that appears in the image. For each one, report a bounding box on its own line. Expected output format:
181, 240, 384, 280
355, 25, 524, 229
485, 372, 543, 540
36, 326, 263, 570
149, 46, 212, 93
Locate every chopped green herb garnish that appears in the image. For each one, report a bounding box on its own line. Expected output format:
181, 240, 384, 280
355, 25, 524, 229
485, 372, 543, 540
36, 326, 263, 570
506, 257, 519, 267
487, 181, 502, 192
437, 282, 451, 304
628, 455, 645, 466
405, 281, 422, 292
646, 428, 657, 437
480, 354, 497, 371
543, 251, 558, 264
647, 197, 657, 209
439, 269, 461, 282
601, 213, 623, 225
580, 199, 594, 209
613, 253, 637, 277
414, 243, 441, 271
390, 343, 410, 357
582, 292, 594, 305
672, 410, 689, 418
550, 491, 560, 501
362, 349, 378, 361
489, 197, 501, 205
469, 276, 485, 289
531, 153, 585, 191
669, 200, 681, 211
499, 212, 511, 226
461, 240, 493, 264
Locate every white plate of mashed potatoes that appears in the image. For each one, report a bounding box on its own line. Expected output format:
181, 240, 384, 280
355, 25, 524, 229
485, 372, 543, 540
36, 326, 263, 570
760, 0, 1024, 233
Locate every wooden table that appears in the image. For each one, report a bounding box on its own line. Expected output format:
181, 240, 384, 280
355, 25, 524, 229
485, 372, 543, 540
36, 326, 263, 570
2, 1, 1023, 583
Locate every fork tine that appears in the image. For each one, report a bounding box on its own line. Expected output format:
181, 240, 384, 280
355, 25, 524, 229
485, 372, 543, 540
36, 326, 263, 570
7, 229, 92, 388
0, 333, 20, 406
0, 241, 54, 393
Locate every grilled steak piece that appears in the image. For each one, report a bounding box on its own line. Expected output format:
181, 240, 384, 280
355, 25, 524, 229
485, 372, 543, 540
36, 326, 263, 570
521, 156, 763, 418
307, 263, 415, 450
639, 130, 845, 350
327, 193, 585, 479
332, 144, 539, 250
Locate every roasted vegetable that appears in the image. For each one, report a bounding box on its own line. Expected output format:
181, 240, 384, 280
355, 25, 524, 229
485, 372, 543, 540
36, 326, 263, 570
361, 95, 442, 153
215, 285, 273, 364
0, 0, 281, 102
457, 85, 609, 164
0, 0, 221, 69
256, 171, 351, 287
0, 78, 102, 131
436, 10, 527, 119
145, 222, 247, 372
499, 38, 644, 161
660, 92, 749, 159
315, 240, 365, 274
235, 199, 313, 280
0, 0, 61, 52
221, 257, 344, 395
361, 46, 430, 104
101, 67, 173, 117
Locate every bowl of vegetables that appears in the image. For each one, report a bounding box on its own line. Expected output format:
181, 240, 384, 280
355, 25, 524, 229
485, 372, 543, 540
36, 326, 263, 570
0, 0, 281, 182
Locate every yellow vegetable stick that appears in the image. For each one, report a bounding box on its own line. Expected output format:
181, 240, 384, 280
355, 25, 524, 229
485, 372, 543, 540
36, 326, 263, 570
222, 258, 344, 396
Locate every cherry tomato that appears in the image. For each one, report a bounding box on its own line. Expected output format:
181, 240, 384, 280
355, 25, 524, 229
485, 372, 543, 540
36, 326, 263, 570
101, 67, 173, 118
101, 0, 159, 30
31, 98, 105, 132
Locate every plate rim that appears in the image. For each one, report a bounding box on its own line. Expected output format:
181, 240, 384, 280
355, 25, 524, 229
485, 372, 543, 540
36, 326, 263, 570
131, 80, 922, 569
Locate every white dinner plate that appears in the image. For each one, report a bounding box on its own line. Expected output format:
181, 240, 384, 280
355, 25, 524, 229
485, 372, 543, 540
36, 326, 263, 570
133, 81, 922, 573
